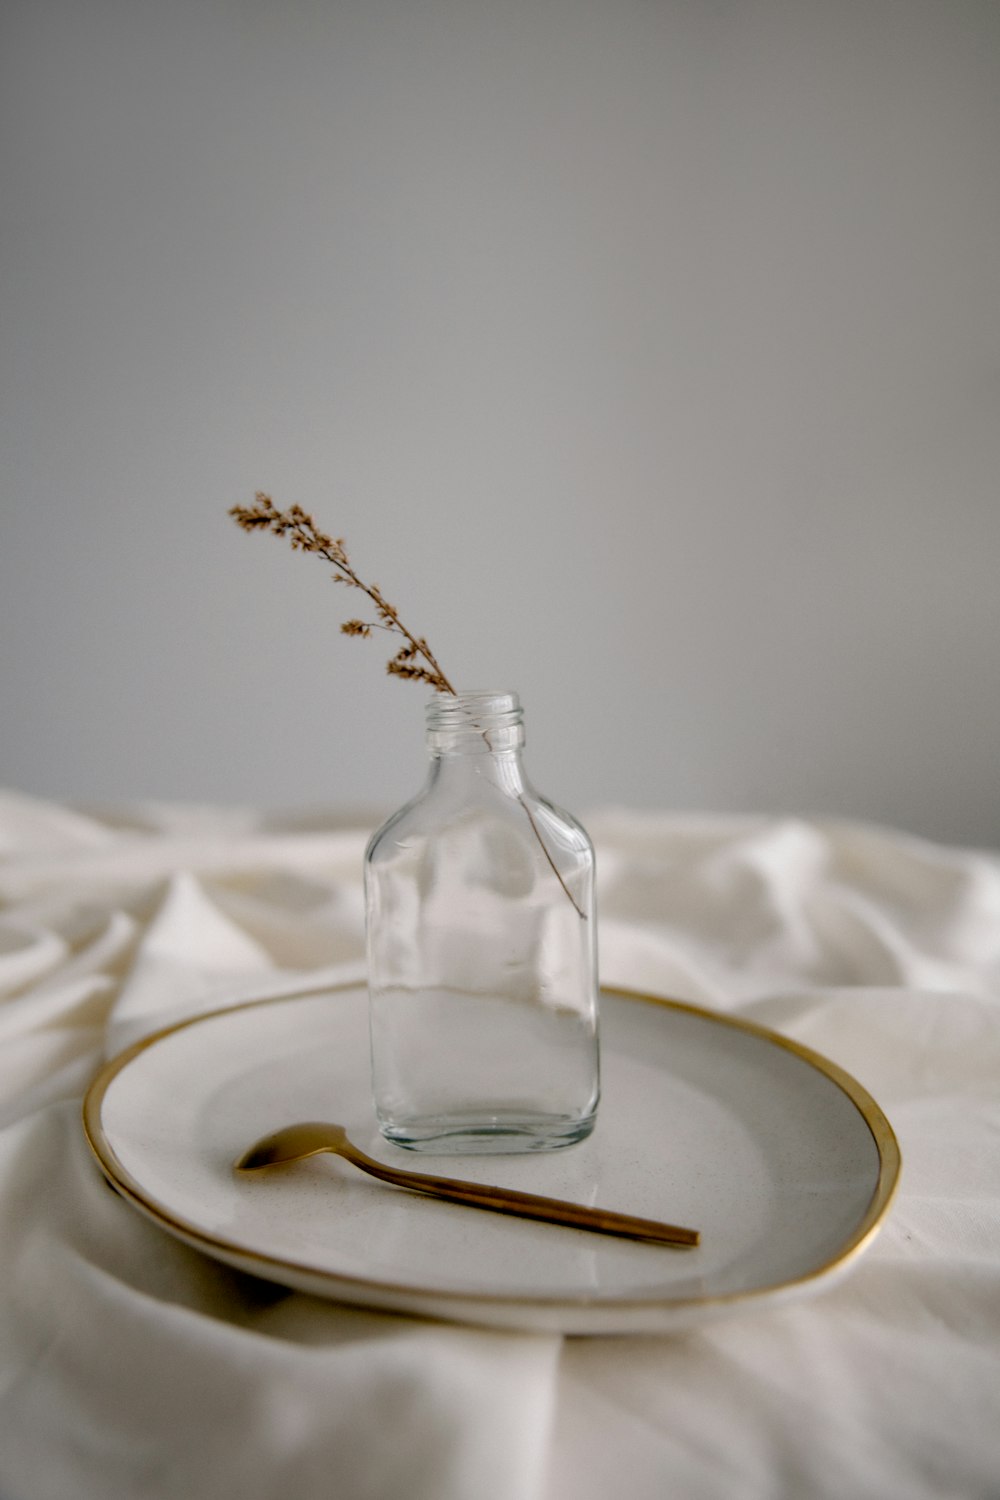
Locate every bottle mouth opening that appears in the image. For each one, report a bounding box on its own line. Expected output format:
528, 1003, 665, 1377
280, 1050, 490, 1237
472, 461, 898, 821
425, 690, 524, 747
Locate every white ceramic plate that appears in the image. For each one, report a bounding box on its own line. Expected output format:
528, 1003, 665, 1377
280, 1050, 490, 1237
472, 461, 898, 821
83, 985, 900, 1334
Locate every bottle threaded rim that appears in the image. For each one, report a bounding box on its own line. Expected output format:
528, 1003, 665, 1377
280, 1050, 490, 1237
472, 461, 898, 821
425, 691, 524, 748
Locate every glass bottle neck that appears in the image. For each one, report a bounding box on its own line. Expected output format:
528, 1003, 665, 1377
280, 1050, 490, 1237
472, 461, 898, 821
425, 691, 528, 795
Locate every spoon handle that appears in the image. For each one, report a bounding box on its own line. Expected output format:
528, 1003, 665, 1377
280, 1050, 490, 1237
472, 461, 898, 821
345, 1148, 699, 1248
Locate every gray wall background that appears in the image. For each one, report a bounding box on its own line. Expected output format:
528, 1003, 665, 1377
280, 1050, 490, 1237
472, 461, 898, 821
3, 0, 999, 847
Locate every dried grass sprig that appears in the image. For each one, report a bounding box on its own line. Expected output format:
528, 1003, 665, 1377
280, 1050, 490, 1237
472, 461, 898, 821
229, 492, 585, 919
229, 494, 455, 693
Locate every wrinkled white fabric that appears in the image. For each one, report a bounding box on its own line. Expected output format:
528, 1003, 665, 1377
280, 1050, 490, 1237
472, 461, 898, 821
1, 788, 998, 1500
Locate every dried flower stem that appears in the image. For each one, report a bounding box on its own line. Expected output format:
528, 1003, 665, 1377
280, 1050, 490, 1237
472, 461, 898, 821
229, 494, 455, 692
518, 798, 586, 920
229, 493, 584, 918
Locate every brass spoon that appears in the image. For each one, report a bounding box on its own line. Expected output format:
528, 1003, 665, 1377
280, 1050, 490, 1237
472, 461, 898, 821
235, 1121, 700, 1248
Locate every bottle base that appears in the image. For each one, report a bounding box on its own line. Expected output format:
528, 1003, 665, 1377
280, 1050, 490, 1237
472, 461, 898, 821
379, 1108, 597, 1155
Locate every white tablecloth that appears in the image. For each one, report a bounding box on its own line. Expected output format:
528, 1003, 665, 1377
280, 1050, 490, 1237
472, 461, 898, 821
1, 790, 999, 1499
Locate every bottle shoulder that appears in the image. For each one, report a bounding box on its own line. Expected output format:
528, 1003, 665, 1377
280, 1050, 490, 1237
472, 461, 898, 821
526, 789, 594, 857
365, 776, 593, 871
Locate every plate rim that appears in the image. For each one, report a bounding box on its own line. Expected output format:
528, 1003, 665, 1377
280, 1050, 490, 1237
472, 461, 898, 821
82, 983, 902, 1320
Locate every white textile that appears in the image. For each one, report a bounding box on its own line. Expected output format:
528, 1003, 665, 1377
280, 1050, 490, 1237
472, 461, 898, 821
1, 789, 999, 1500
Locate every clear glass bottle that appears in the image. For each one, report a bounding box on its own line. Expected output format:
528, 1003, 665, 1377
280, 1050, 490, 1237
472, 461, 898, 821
364, 690, 599, 1153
